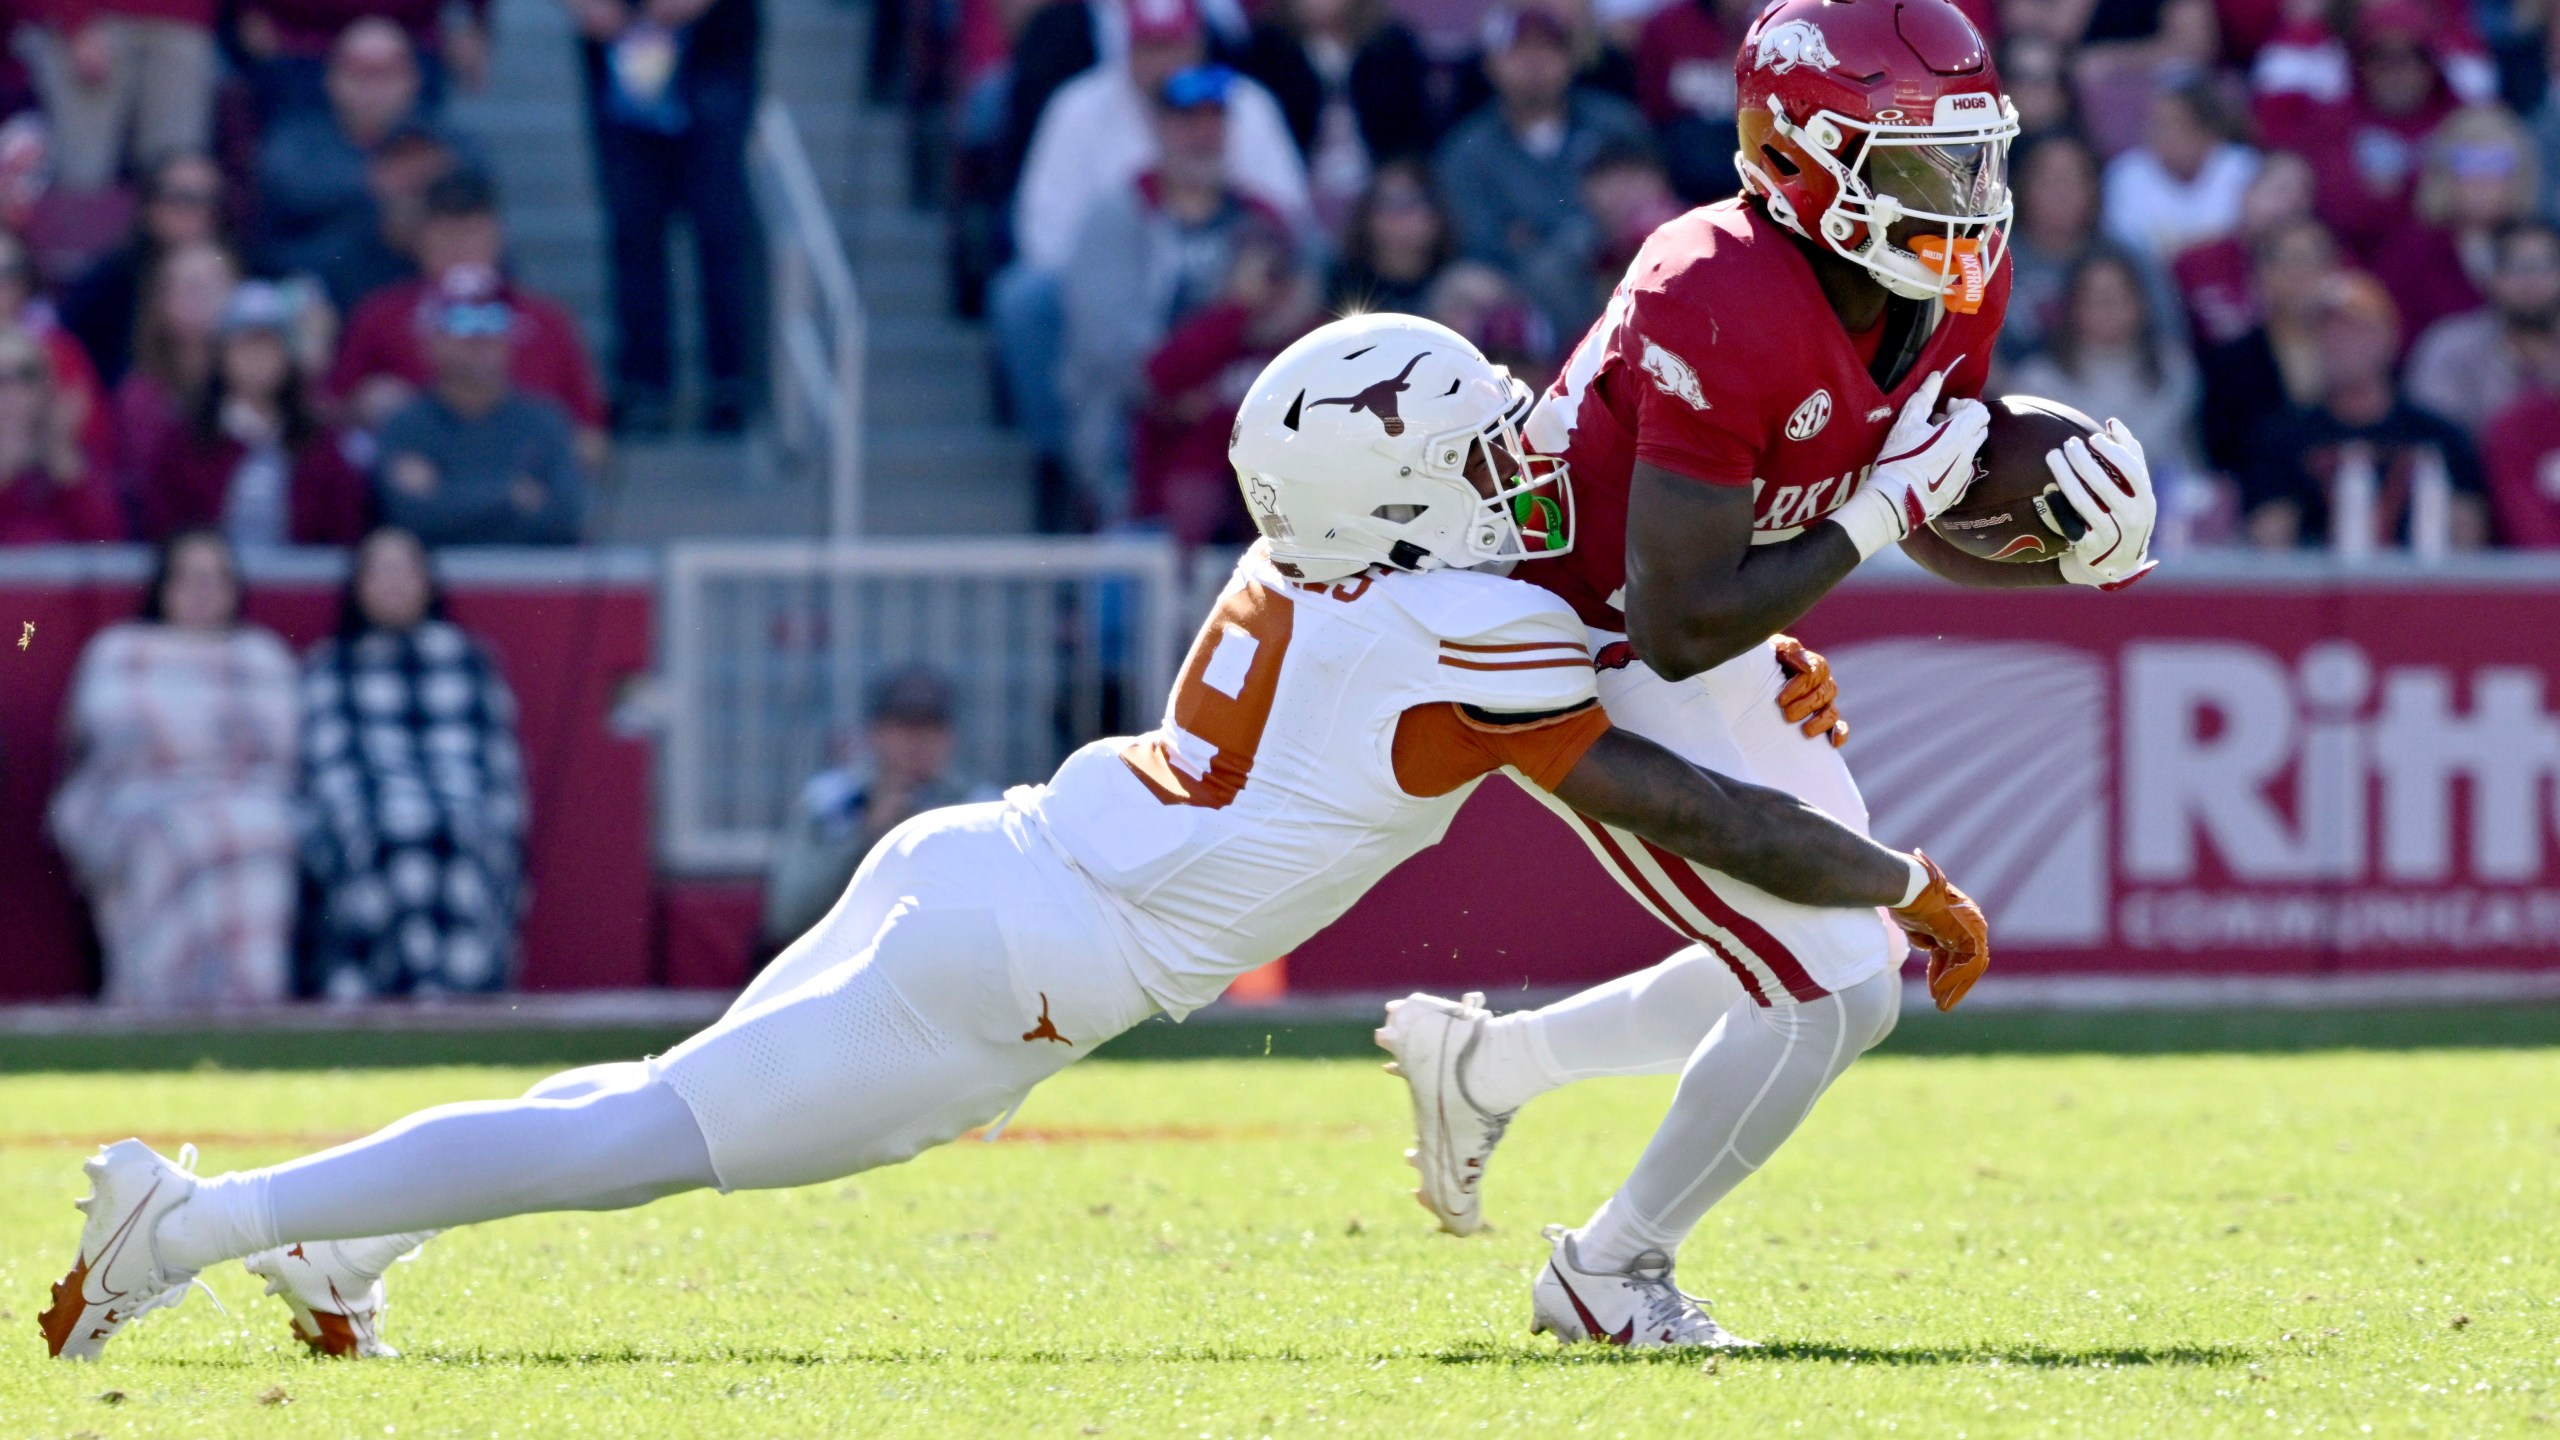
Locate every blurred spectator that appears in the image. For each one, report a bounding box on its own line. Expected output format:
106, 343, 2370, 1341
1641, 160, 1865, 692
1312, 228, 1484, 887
2370, 105, 2539, 347
1424, 260, 1557, 384
2252, 0, 2488, 260
2008, 248, 2205, 504
49, 530, 298, 1007
299, 526, 526, 997
2000, 35, 2080, 144
236, 0, 490, 120
2533, 18, 2560, 219
1228, 0, 1434, 230
1134, 225, 1323, 545
2101, 79, 2260, 267
759, 667, 992, 956
2170, 150, 2313, 347
0, 328, 122, 541
2240, 270, 2488, 550
1580, 139, 1683, 295
2069, 0, 2220, 156
114, 238, 236, 496
574, 0, 760, 434
373, 270, 585, 545
23, 0, 216, 191
1633, 0, 1754, 202
253, 21, 462, 309
140, 282, 369, 546
2006, 133, 2105, 359
1436, 5, 1649, 342
1327, 157, 1454, 313
994, 0, 1307, 503
2406, 220, 2560, 440
0, 229, 112, 469
1061, 65, 1289, 518
327, 170, 608, 461
2479, 382, 2560, 545
59, 152, 224, 388
1011, 0, 1307, 276
2199, 216, 2336, 475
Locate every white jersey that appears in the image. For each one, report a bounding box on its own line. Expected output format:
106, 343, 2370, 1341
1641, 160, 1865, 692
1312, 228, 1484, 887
1021, 547, 1604, 1018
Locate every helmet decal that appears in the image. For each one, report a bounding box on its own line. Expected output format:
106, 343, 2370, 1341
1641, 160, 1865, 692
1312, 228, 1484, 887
1310, 352, 1429, 436
1639, 338, 1709, 410
1228, 315, 1572, 582
1245, 474, 1294, 538
1752, 19, 1838, 75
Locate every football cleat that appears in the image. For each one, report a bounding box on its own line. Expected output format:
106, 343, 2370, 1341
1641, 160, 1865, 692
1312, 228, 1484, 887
1376, 990, 1512, 1236
245, 1232, 437, 1358
1529, 1224, 1756, 1350
39, 1140, 203, 1360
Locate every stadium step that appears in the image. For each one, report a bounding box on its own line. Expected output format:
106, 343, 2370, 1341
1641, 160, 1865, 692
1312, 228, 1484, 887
458, 0, 1030, 538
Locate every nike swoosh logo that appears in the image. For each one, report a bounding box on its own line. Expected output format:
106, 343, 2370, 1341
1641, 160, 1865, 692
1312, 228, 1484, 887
1550, 1264, 1635, 1346
80, 1174, 164, 1307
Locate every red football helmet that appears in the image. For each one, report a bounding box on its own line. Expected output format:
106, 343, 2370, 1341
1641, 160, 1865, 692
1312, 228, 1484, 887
1734, 0, 2017, 313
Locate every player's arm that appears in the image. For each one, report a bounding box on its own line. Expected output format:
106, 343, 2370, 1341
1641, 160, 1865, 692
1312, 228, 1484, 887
1624, 370, 1989, 680
1546, 724, 1989, 1007
1550, 725, 1911, 907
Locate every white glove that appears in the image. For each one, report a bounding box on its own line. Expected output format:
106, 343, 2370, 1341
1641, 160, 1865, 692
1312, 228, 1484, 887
2049, 418, 2157, 589
1828, 369, 1990, 560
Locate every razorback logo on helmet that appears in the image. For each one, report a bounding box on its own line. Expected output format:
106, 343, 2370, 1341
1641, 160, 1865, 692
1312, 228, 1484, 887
1751, 18, 1838, 75
1638, 338, 1708, 410
1784, 389, 1832, 441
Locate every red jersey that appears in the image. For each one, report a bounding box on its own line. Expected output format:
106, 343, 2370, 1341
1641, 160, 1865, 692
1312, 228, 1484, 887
1516, 199, 2006, 630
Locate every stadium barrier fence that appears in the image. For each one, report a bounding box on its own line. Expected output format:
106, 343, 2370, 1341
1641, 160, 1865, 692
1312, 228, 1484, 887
5, 544, 2559, 1004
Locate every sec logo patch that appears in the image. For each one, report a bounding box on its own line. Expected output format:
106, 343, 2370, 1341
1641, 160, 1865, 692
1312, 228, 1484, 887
1785, 389, 1832, 441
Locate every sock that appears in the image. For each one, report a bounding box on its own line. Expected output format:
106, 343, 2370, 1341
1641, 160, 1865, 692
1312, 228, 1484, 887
159, 1171, 280, 1272
1491, 947, 1748, 1110
1460, 1011, 1570, 1114
1576, 970, 1900, 1274
265, 1070, 717, 1242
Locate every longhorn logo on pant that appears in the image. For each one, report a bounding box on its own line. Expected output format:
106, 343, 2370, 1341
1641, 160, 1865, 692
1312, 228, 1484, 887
1022, 993, 1072, 1045
1311, 353, 1428, 436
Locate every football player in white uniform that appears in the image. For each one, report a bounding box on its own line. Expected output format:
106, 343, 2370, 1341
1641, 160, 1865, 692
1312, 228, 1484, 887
40, 316, 1985, 1362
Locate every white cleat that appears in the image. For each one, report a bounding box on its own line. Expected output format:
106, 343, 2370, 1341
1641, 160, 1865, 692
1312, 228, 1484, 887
39, 1139, 202, 1360
244, 1232, 437, 1359
1376, 990, 1511, 1236
1529, 1224, 1756, 1350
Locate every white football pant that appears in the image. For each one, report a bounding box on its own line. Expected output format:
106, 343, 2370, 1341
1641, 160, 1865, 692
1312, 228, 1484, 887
160, 805, 1157, 1266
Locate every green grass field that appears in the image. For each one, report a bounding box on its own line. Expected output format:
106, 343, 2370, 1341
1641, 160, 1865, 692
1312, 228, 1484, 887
1, 1047, 2555, 1438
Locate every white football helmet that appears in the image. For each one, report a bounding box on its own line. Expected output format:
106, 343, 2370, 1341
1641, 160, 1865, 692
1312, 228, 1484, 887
1230, 314, 1572, 583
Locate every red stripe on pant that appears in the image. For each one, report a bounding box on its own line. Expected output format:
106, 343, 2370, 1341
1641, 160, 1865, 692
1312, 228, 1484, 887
1574, 815, 1772, 1007
1638, 838, 1831, 1002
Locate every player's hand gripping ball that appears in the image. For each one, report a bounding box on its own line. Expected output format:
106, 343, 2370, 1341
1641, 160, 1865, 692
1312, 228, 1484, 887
1928, 397, 2157, 587
1772, 635, 1848, 749
1891, 850, 1990, 1011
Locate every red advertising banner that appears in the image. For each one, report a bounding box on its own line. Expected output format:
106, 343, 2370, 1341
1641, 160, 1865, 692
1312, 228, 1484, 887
0, 551, 655, 1001
1292, 563, 2560, 993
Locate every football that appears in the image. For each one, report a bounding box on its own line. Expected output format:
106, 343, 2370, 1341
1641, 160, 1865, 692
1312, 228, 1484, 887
1927, 395, 2098, 563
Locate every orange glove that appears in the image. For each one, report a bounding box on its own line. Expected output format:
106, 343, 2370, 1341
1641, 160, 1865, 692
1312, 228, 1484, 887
1891, 850, 1990, 1011
1773, 635, 1849, 748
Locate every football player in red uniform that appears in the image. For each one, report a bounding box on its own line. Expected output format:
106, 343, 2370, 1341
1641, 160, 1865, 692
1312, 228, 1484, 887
1379, 0, 2160, 1348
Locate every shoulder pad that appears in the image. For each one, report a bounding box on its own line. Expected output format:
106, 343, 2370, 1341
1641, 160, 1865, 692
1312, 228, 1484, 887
1381, 570, 1600, 716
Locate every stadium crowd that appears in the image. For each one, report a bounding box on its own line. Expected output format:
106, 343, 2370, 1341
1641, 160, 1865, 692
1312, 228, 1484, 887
0, 0, 757, 558
913, 0, 2560, 553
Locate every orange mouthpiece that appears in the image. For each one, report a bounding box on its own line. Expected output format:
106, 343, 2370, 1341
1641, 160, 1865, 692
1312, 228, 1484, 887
1908, 236, 1988, 315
